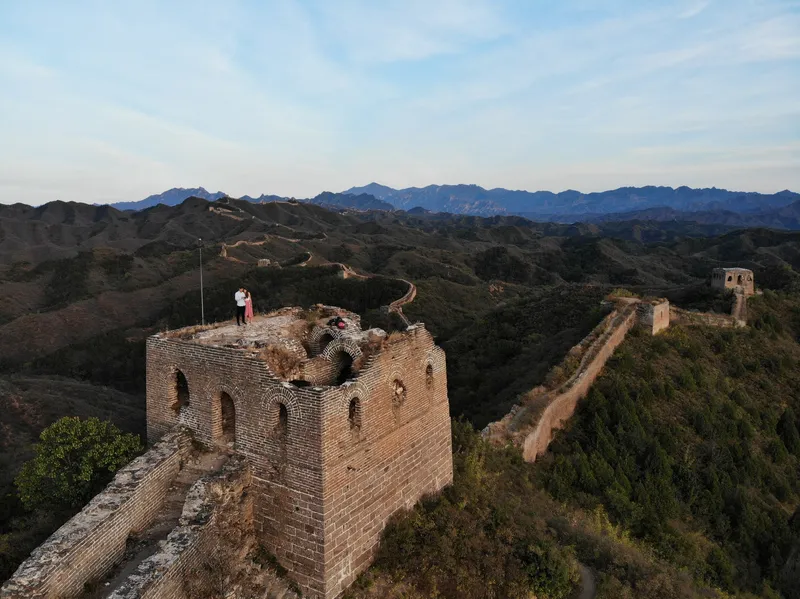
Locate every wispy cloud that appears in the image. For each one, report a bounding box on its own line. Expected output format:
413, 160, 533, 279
679, 1, 712, 19
0, 0, 798, 204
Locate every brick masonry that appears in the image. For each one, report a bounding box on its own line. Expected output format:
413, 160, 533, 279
519, 305, 638, 461
484, 286, 750, 463
0, 430, 192, 599
145, 320, 453, 599
483, 300, 643, 462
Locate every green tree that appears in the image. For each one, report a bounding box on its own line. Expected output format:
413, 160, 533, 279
15, 417, 142, 511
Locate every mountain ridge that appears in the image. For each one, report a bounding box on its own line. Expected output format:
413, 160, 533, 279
344, 183, 800, 217
75, 183, 800, 225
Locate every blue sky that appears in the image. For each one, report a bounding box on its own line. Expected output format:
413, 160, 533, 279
1, 0, 798, 205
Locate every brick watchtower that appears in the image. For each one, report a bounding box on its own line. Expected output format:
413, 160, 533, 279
145, 306, 453, 599
711, 267, 755, 296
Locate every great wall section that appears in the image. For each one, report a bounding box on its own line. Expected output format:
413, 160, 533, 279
1, 230, 757, 599
483, 267, 756, 462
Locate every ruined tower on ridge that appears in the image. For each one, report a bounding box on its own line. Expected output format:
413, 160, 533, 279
1, 305, 453, 599
711, 267, 755, 296
146, 306, 453, 598
636, 298, 670, 335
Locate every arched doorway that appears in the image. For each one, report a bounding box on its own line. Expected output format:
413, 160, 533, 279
220, 392, 236, 446
172, 370, 190, 414
318, 332, 335, 354
333, 351, 354, 385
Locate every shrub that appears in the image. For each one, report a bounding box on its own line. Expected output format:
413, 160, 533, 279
15, 417, 142, 511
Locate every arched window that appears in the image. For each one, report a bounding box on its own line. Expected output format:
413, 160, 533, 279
277, 403, 288, 436
392, 379, 406, 420
172, 369, 190, 414
425, 364, 434, 390
220, 392, 235, 445
737, 274, 743, 285
348, 397, 361, 432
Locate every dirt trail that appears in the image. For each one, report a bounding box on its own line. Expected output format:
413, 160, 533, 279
86, 450, 228, 598
575, 564, 596, 599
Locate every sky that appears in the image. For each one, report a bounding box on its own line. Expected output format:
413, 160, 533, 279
0, 0, 799, 205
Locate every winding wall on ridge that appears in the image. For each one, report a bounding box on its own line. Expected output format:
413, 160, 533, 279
0, 430, 193, 598
483, 302, 639, 462
484, 291, 749, 462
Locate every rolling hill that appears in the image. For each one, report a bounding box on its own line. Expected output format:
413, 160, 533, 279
3, 195, 800, 596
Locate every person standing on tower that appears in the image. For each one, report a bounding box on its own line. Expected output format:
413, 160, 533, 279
235, 287, 247, 326
244, 289, 254, 323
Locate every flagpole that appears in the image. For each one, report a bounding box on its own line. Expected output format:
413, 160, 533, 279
199, 238, 205, 325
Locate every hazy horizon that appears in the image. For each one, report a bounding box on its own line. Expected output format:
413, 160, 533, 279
1, 0, 798, 206
8, 181, 800, 209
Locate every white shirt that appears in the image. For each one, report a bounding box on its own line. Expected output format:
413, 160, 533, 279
235, 291, 246, 307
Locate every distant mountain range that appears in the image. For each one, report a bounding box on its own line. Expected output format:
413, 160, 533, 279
100, 184, 800, 229
110, 187, 228, 211
342, 183, 800, 218
107, 188, 394, 213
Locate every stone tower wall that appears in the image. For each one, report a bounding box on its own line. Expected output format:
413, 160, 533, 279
637, 300, 670, 335
318, 325, 453, 597
146, 337, 328, 596
711, 268, 755, 296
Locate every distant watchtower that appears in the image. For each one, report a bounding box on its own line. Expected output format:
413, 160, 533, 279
711, 267, 755, 296
145, 306, 453, 599
637, 298, 670, 335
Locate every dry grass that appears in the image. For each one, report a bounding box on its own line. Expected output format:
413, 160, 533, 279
258, 345, 302, 379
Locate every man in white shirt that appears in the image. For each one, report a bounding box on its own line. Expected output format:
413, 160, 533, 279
235, 288, 247, 326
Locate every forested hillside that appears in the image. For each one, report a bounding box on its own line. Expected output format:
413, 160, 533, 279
539, 290, 800, 597
347, 289, 800, 599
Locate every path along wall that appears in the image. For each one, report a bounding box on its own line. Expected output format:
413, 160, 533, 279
484, 296, 746, 463
670, 306, 741, 328
483, 303, 638, 462
107, 456, 274, 599
1, 430, 192, 599
520, 305, 638, 461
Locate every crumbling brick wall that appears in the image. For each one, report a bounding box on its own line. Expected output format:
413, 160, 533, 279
0, 430, 192, 598
318, 325, 452, 597
108, 456, 255, 599
145, 322, 452, 599
482, 303, 639, 463
670, 306, 740, 328
519, 306, 638, 461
